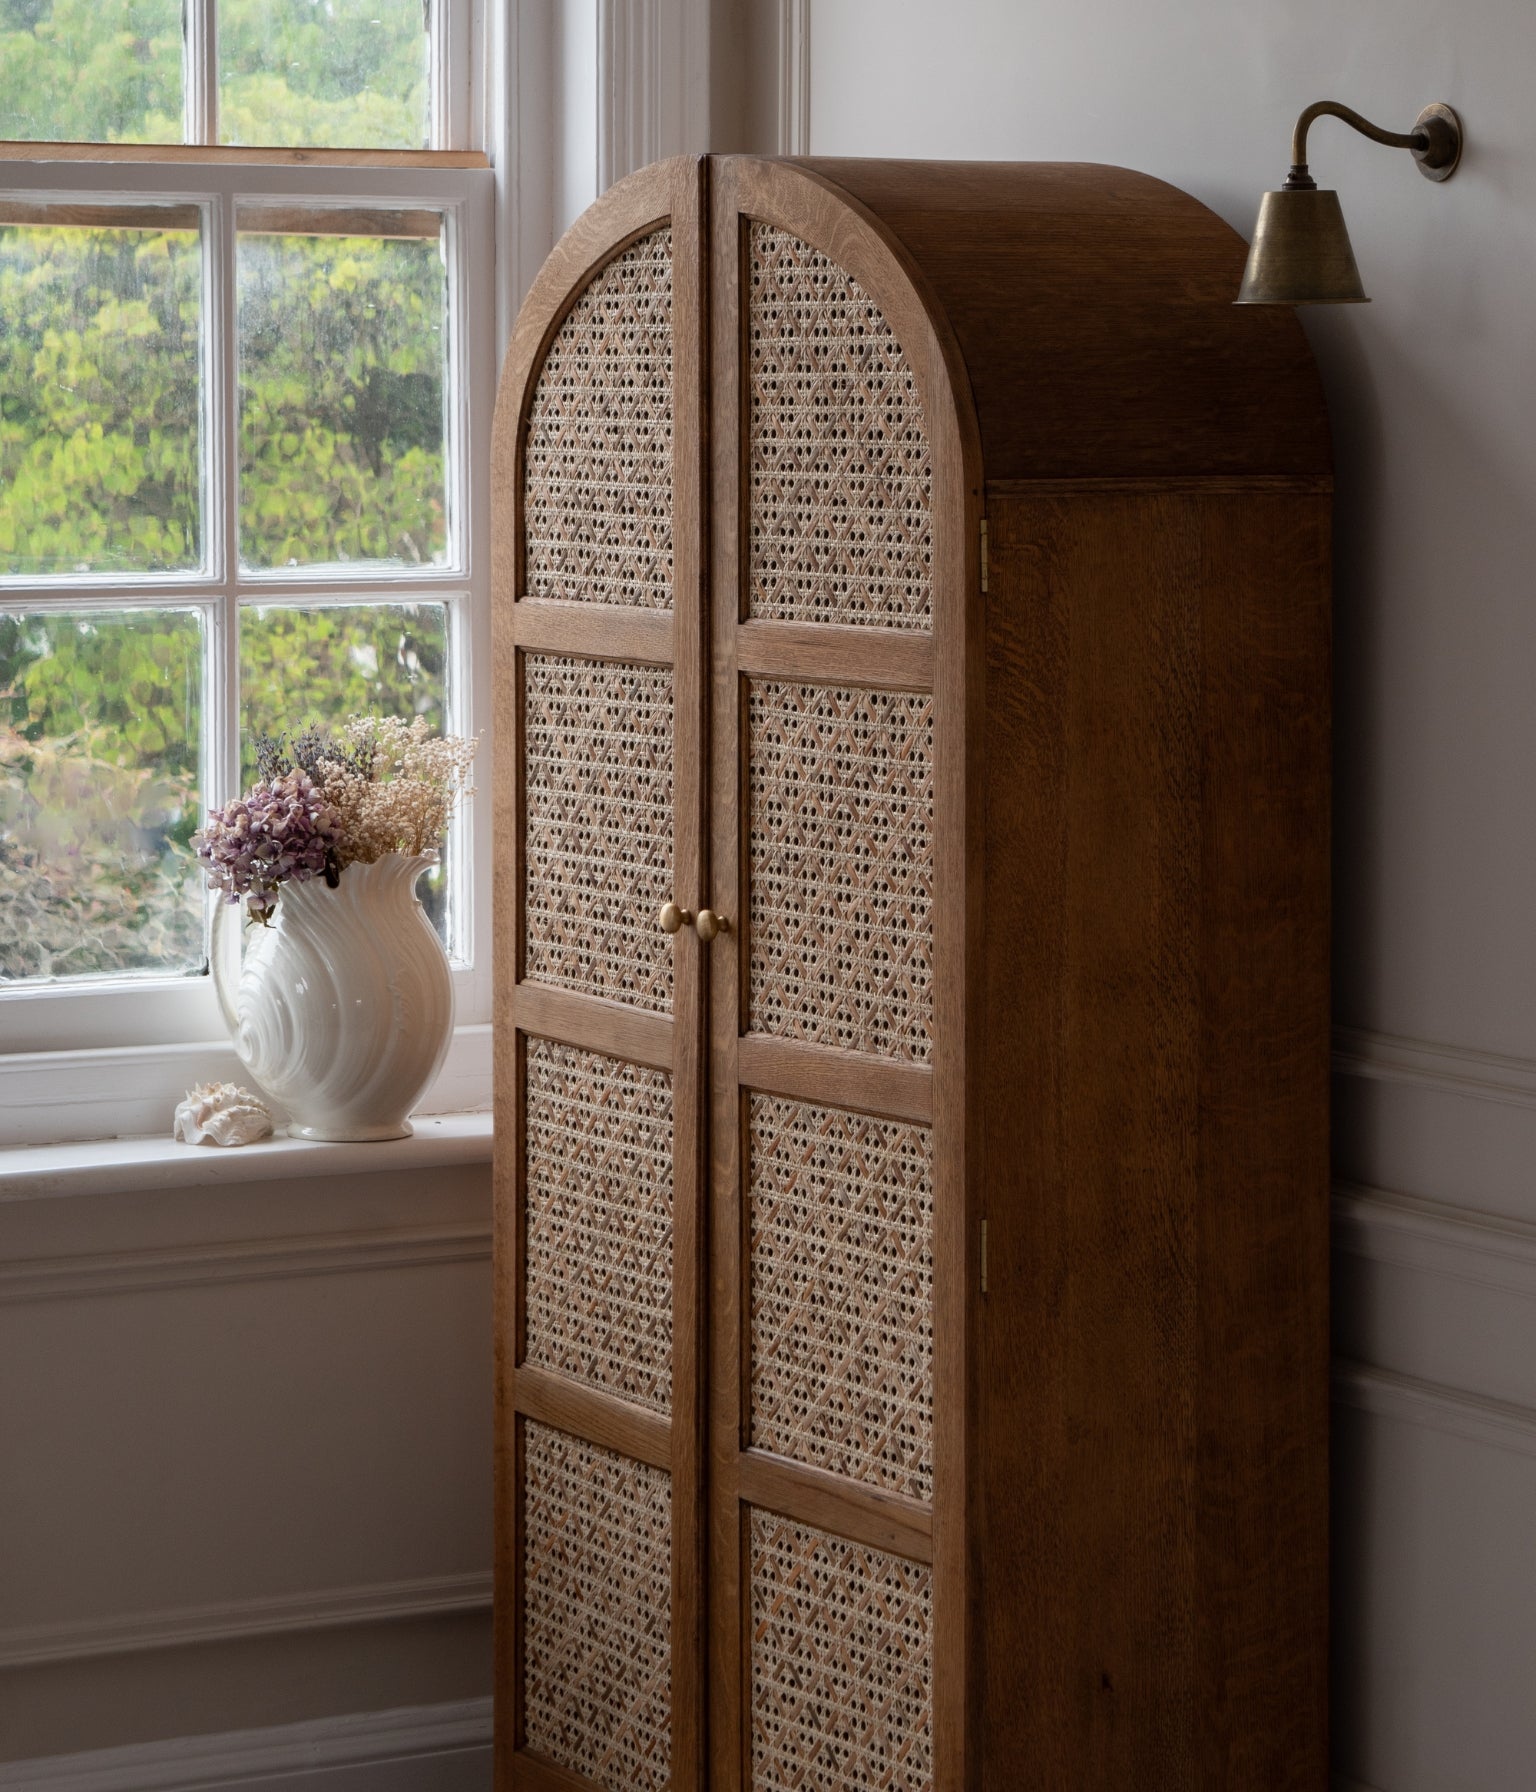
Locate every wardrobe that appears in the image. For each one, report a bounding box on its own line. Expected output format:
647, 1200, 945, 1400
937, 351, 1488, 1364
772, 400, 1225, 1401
491, 155, 1331, 1792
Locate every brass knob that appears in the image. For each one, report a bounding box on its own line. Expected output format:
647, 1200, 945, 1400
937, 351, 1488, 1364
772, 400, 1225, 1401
658, 902, 692, 935
695, 908, 729, 942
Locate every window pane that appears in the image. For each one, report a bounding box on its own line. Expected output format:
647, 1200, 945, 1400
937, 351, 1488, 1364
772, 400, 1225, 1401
238, 218, 448, 571
0, 214, 203, 576
0, 0, 183, 144
0, 608, 204, 984
240, 601, 452, 938
219, 0, 430, 149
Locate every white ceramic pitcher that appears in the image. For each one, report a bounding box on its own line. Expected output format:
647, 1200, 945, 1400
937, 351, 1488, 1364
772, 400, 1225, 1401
212, 852, 454, 1141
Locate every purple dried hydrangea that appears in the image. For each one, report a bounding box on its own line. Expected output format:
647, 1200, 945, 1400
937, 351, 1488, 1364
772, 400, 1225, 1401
192, 768, 344, 924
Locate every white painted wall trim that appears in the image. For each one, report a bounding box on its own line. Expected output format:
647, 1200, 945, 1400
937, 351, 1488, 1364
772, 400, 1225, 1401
1334, 1360, 1536, 1464
1333, 1180, 1536, 1301
596, 0, 711, 192
777, 0, 810, 155
0, 1219, 490, 1305
1334, 1024, 1536, 1113
0, 1698, 492, 1792
597, 0, 660, 190
0, 1572, 492, 1672
0, 1024, 492, 1151
0, 1109, 492, 1199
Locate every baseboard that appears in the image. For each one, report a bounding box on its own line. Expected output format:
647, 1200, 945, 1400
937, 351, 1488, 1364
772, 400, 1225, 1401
0, 1699, 492, 1792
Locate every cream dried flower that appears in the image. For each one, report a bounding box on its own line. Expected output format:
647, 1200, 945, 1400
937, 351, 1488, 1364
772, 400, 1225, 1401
316, 716, 476, 868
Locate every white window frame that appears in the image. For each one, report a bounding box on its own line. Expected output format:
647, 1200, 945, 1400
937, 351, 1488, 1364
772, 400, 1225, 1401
0, 2, 497, 1145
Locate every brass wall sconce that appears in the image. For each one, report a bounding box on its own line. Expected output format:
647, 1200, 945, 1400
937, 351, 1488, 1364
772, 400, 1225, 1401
1236, 99, 1464, 305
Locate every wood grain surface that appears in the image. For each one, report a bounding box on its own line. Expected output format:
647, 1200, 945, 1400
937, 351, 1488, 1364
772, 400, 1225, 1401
493, 152, 1332, 1792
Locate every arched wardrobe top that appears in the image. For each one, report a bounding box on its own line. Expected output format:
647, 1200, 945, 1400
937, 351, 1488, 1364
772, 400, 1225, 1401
492, 154, 1330, 547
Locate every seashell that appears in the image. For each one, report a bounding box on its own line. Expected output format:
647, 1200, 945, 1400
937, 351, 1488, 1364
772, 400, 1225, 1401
173, 1081, 274, 1148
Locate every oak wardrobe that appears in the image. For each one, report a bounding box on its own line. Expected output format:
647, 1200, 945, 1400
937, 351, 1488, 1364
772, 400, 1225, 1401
491, 156, 1331, 1792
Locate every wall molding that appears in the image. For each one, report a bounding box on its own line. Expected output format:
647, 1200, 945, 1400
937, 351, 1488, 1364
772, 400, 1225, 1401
1334, 1359, 1536, 1464
1334, 1023, 1536, 1113
0, 1571, 492, 1672
777, 0, 810, 155
1333, 1180, 1536, 1303
0, 1698, 492, 1792
0, 1220, 491, 1306
595, 0, 709, 194
597, 0, 660, 190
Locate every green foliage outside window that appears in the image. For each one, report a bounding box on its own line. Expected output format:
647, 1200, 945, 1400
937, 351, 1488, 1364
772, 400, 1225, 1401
0, 0, 426, 148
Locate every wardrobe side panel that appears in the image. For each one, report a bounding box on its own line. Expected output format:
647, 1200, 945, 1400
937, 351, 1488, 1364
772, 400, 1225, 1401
974, 485, 1329, 1791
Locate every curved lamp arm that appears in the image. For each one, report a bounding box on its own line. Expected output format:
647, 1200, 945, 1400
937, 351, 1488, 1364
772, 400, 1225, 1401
1283, 99, 1463, 189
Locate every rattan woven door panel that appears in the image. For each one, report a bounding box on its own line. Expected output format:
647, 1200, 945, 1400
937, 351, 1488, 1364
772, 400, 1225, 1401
749, 1512, 935, 1792
747, 1093, 934, 1499
524, 226, 674, 609
522, 653, 675, 1013
523, 1039, 673, 1412
746, 679, 935, 1061
522, 1423, 673, 1788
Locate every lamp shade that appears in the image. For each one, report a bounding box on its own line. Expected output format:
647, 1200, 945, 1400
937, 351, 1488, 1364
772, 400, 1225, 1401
1235, 188, 1369, 305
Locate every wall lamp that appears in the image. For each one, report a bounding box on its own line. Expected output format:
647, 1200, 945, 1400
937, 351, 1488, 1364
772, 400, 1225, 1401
1235, 99, 1464, 305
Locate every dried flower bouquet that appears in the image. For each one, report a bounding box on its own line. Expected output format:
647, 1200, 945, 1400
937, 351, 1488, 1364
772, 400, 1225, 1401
193, 716, 475, 923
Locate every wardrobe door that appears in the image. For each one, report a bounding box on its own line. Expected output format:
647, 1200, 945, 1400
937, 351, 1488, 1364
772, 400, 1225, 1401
706, 159, 976, 1792
492, 159, 707, 1792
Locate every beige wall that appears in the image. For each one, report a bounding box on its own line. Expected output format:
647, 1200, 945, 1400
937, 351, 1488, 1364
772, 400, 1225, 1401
10, 6, 1536, 1781
0, 1161, 492, 1762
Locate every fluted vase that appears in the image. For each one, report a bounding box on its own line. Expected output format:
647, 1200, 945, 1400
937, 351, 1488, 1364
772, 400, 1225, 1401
213, 853, 453, 1141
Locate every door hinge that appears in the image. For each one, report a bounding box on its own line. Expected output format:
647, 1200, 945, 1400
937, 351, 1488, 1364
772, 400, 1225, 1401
980, 1217, 989, 1295
980, 517, 989, 594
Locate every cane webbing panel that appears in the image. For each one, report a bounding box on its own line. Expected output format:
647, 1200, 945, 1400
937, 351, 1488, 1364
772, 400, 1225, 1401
522, 1423, 672, 1790
523, 655, 673, 1013
749, 1511, 933, 1792
748, 1095, 933, 1499
524, 227, 673, 608
524, 1040, 673, 1413
747, 681, 934, 1062
746, 223, 933, 631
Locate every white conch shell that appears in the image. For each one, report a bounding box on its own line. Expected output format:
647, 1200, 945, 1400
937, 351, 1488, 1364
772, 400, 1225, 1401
173, 1081, 274, 1147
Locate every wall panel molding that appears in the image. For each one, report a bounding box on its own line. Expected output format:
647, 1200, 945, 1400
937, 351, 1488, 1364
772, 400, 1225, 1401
1334, 1024, 1536, 1112
1333, 1180, 1536, 1301
595, 0, 710, 192
0, 1698, 492, 1792
0, 1571, 493, 1672
777, 0, 810, 154
0, 1221, 491, 1305
1333, 1360, 1536, 1464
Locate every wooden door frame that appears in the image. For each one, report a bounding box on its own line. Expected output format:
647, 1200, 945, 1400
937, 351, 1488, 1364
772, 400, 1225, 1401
490, 153, 709, 1792
705, 154, 985, 1792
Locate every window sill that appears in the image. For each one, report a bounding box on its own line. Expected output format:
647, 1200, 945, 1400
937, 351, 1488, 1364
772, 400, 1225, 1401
0, 1110, 493, 1200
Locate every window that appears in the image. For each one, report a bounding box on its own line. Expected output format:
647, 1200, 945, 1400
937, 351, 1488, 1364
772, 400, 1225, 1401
0, 0, 495, 1127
